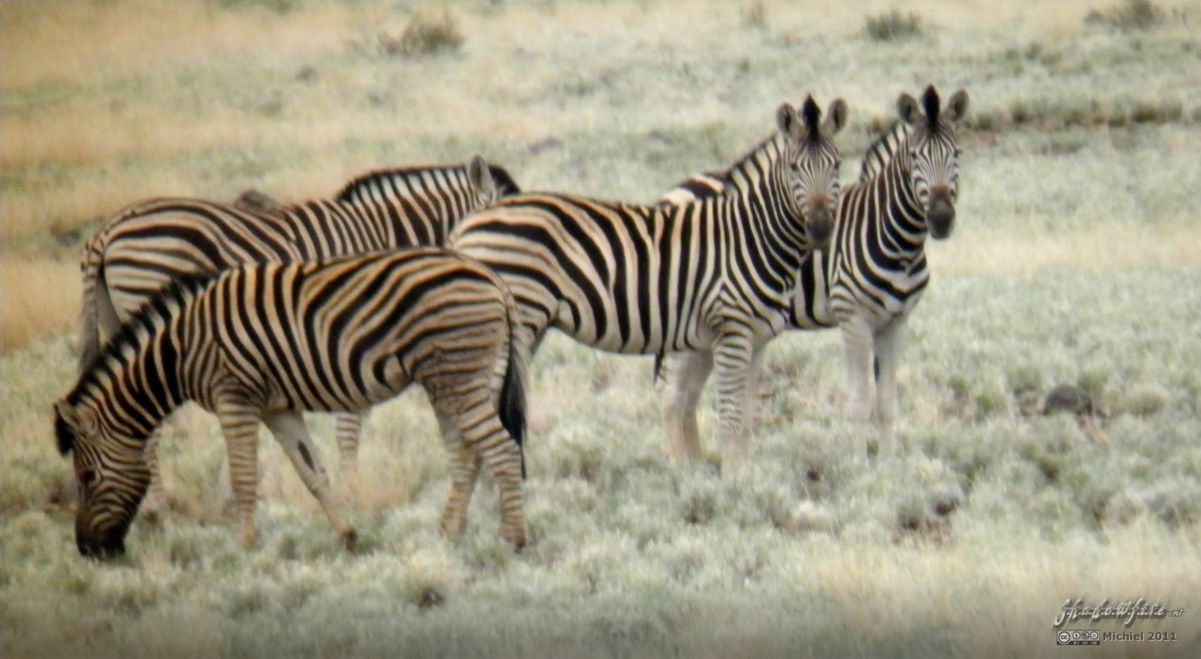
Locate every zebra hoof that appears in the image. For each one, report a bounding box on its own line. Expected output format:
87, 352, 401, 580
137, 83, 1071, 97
502, 529, 527, 551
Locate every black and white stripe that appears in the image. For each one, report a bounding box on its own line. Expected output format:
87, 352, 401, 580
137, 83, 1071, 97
450, 98, 847, 473
77, 155, 519, 504
657, 86, 969, 459
55, 249, 529, 558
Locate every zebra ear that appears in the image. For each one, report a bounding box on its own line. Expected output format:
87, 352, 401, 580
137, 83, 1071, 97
776, 103, 802, 140
823, 99, 849, 135
467, 154, 498, 201
944, 89, 970, 124
897, 93, 922, 126
53, 399, 78, 456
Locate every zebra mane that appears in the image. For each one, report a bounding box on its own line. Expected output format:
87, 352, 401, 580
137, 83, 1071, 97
334, 163, 522, 204
70, 272, 213, 406
719, 133, 786, 195
858, 120, 911, 183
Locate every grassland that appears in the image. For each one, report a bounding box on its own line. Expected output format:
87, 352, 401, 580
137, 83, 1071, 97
2, 0, 1201, 657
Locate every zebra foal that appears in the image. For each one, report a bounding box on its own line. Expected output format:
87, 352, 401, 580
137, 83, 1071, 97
55, 249, 528, 558
78, 155, 519, 508
450, 97, 846, 474
658, 86, 969, 459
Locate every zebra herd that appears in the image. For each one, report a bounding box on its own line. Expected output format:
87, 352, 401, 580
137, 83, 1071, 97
54, 86, 968, 558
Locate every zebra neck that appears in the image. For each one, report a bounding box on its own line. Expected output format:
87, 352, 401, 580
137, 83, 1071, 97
877, 154, 930, 259
92, 319, 186, 444
718, 136, 809, 300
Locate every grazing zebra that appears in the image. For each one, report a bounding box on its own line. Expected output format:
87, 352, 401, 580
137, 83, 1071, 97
657, 86, 969, 459
54, 249, 529, 558
77, 155, 520, 506
450, 97, 847, 474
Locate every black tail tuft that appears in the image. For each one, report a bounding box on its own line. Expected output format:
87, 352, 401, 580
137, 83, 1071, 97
498, 342, 528, 479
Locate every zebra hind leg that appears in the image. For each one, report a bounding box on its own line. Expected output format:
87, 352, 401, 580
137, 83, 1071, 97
434, 412, 482, 542
434, 394, 526, 549
264, 411, 357, 551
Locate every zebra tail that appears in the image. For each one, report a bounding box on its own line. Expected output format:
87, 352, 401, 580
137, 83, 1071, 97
78, 235, 114, 374
498, 336, 528, 480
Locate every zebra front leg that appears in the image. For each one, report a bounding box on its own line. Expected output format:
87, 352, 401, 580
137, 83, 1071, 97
713, 334, 759, 479
264, 411, 357, 551
434, 412, 482, 542
840, 316, 876, 461
661, 351, 714, 465
140, 431, 168, 523
873, 317, 909, 458
334, 411, 364, 505
215, 397, 263, 550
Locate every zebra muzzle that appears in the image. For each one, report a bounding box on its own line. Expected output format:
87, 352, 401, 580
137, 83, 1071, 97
807, 207, 834, 250
927, 197, 955, 239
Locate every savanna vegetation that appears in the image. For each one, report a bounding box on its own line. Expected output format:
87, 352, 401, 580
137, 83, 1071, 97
2, 0, 1200, 657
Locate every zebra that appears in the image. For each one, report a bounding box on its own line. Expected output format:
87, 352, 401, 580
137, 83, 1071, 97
77, 155, 520, 508
450, 97, 847, 474
656, 86, 969, 459
54, 249, 529, 558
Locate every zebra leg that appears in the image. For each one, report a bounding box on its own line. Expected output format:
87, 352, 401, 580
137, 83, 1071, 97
215, 398, 263, 550
263, 411, 357, 551
661, 351, 714, 464
140, 431, 168, 523
435, 412, 483, 541
429, 382, 526, 548
713, 334, 759, 478
873, 317, 909, 457
334, 411, 363, 505
840, 316, 876, 460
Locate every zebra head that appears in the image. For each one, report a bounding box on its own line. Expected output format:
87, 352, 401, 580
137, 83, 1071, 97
897, 85, 970, 239
776, 96, 848, 251
54, 399, 150, 559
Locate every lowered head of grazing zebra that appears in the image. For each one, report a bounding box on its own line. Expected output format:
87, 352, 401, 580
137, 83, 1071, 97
55, 286, 185, 557
896, 85, 969, 239
777, 95, 848, 250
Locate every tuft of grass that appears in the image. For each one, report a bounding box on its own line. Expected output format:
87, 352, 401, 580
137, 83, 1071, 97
381, 8, 463, 58
864, 9, 923, 41
1087, 0, 1164, 31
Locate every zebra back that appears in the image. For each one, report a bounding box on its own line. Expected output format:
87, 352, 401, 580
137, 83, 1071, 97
79, 157, 521, 373
450, 98, 846, 359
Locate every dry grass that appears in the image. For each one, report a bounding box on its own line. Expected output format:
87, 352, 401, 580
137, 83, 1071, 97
0, 1, 364, 90
0, 256, 81, 354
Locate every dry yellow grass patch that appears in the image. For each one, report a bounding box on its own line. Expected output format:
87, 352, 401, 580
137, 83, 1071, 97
0, 256, 80, 354
0, 0, 369, 90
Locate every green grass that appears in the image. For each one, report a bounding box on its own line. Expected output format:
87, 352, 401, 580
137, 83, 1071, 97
3, 0, 1201, 656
